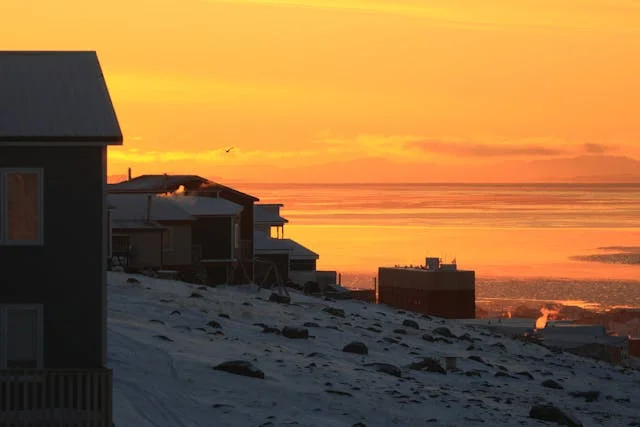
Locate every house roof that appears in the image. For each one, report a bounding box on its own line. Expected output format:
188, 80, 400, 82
111, 218, 164, 230
108, 174, 259, 202
0, 51, 122, 143
198, 182, 259, 202
108, 175, 211, 193
254, 204, 288, 225
254, 230, 292, 253
284, 238, 319, 260
253, 231, 319, 260
167, 195, 243, 217
108, 194, 196, 222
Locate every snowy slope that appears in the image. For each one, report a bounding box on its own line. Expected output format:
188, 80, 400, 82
107, 272, 640, 427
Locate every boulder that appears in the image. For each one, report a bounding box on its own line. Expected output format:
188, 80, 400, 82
282, 326, 309, 339
323, 307, 346, 318
529, 405, 583, 426
432, 327, 456, 339
343, 342, 368, 355
268, 293, 291, 304
213, 361, 265, 379
408, 357, 446, 374
402, 319, 420, 329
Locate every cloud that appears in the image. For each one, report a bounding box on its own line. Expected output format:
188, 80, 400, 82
409, 140, 566, 157
204, 0, 640, 34
583, 142, 615, 154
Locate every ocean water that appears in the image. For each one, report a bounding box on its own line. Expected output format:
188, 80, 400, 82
236, 183, 640, 309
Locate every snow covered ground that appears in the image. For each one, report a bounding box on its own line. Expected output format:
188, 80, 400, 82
107, 272, 640, 427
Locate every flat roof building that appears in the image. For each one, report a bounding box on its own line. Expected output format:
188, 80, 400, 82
378, 257, 475, 319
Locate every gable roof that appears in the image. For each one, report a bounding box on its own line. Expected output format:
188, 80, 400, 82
167, 195, 243, 217
108, 194, 196, 222
109, 175, 211, 193
0, 51, 122, 144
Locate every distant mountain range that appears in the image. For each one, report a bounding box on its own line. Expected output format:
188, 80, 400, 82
108, 155, 640, 184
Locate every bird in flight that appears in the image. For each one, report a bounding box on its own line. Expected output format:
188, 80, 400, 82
225, 146, 234, 153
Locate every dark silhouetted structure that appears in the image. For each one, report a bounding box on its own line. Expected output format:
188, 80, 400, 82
0, 50, 119, 425
378, 258, 475, 319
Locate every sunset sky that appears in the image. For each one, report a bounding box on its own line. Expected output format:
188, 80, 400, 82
3, 0, 640, 182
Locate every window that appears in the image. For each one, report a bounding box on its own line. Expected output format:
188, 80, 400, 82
162, 227, 173, 251
0, 169, 43, 245
0, 305, 43, 369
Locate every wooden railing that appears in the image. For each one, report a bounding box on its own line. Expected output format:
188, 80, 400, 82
0, 368, 112, 427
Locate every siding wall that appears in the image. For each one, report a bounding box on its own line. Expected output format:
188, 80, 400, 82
0, 146, 106, 368
161, 223, 192, 268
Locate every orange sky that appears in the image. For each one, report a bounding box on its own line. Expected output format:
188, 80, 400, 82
2, 0, 640, 182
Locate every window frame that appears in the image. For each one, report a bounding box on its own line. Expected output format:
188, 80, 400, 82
0, 304, 44, 369
0, 168, 44, 246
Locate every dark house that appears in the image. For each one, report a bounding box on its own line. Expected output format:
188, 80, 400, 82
109, 174, 259, 283
167, 195, 244, 284
0, 51, 119, 425
108, 194, 196, 271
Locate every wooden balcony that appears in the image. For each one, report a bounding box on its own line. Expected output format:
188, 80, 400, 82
0, 368, 112, 427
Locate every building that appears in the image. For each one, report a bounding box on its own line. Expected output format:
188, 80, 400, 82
253, 203, 335, 287
378, 257, 475, 319
108, 194, 197, 270
168, 195, 245, 285
541, 323, 629, 364
109, 174, 258, 282
0, 51, 119, 425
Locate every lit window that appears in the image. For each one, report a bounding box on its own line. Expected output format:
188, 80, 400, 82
0, 169, 43, 245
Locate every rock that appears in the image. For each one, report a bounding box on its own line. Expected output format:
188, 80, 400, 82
262, 326, 281, 334
393, 329, 407, 335
126, 277, 141, 284
468, 355, 487, 365
529, 405, 583, 427
219, 313, 230, 319
490, 342, 506, 350
304, 322, 320, 328
153, 335, 173, 342
422, 334, 435, 342
569, 391, 599, 402
242, 301, 253, 306
364, 363, 402, 378
189, 292, 204, 299
170, 310, 181, 316
457, 333, 474, 342
213, 361, 265, 379
149, 319, 165, 325
325, 389, 353, 397
516, 371, 534, 380
421, 314, 432, 320
197, 285, 208, 291
432, 327, 456, 339
542, 379, 564, 390
408, 357, 446, 374
352, 423, 367, 427
282, 326, 309, 339
323, 307, 346, 318
402, 319, 420, 329
159, 298, 173, 303
343, 342, 368, 355
207, 320, 222, 329
367, 327, 382, 333
269, 293, 291, 304
384, 337, 400, 344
